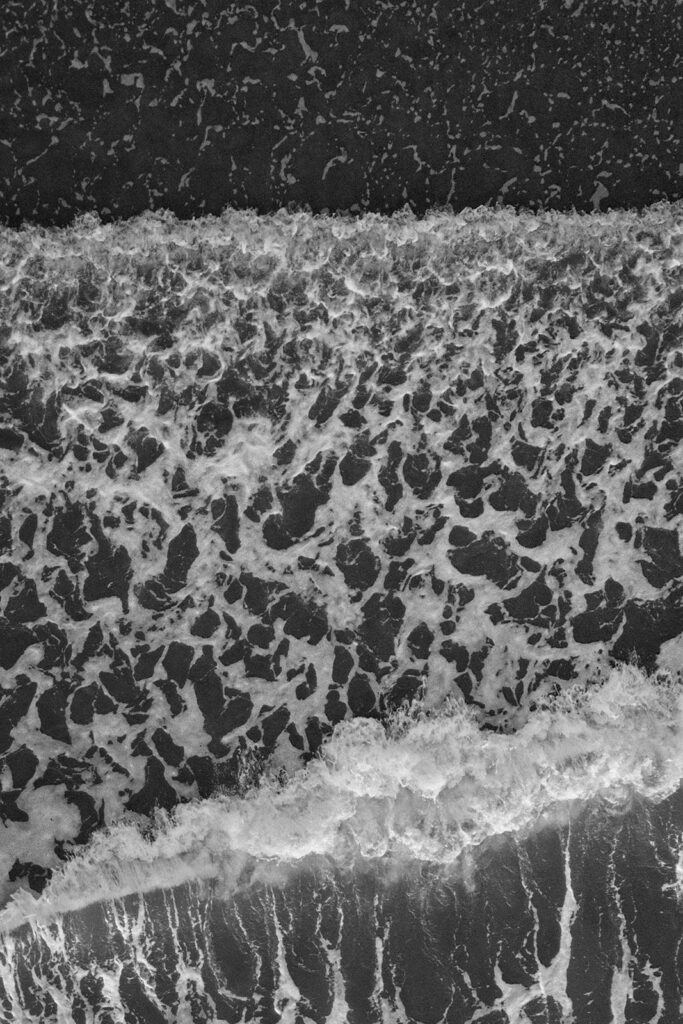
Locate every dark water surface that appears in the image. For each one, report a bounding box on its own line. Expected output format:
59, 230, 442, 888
1, 0, 681, 226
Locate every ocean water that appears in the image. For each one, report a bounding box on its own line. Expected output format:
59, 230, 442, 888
0, 204, 682, 1022
0, 667, 682, 1022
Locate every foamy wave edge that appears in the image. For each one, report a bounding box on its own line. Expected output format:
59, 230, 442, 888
1, 664, 682, 934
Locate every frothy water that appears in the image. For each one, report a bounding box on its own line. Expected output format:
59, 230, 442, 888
0, 202, 682, 1021
1, 665, 681, 928
1, 200, 682, 909
0, 667, 682, 1022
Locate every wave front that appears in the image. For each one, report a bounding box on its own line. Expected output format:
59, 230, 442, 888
0, 669, 681, 1022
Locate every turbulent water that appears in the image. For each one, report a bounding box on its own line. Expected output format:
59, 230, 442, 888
0, 204, 682, 1022
1, 668, 683, 1022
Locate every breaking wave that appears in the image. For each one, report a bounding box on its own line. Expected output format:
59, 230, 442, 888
1, 664, 681, 936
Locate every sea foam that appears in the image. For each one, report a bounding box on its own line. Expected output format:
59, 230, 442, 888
1, 201, 682, 914
1, 663, 681, 936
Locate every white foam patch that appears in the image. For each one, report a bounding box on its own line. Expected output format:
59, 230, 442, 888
1, 664, 681, 935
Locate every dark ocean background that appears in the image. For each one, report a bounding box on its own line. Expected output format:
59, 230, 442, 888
0, 0, 681, 227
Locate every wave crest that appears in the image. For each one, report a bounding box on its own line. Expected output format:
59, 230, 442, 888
1, 664, 681, 935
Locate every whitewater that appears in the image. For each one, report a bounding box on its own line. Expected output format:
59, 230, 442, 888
1, 666, 682, 1022
0, 202, 682, 1022
1, 664, 681, 927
